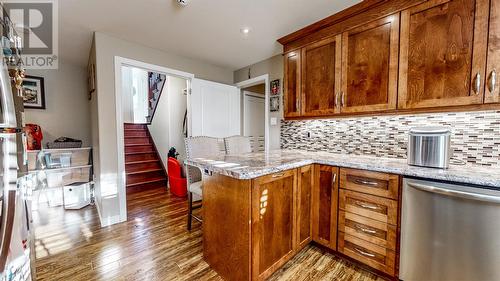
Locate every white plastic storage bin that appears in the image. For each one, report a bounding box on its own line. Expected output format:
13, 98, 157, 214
63, 182, 91, 209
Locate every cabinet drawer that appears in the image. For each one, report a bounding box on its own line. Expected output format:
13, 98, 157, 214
339, 211, 397, 250
338, 232, 396, 276
339, 189, 398, 225
340, 168, 399, 200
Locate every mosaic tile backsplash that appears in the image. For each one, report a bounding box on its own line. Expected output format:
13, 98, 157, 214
281, 110, 500, 166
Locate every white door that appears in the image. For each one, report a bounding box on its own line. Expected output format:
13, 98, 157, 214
190, 78, 240, 138
243, 92, 265, 135
243, 92, 265, 152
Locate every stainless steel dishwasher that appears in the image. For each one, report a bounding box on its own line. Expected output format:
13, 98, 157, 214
400, 178, 500, 281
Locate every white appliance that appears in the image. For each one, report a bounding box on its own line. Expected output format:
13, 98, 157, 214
400, 178, 500, 281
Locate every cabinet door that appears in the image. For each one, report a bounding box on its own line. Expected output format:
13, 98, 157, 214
485, 0, 500, 103
301, 36, 341, 116
341, 14, 399, 113
312, 165, 339, 250
296, 165, 313, 250
284, 51, 301, 117
252, 170, 297, 280
398, 0, 489, 109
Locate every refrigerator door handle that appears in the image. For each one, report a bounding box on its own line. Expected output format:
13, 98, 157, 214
0, 190, 17, 272
0, 53, 17, 129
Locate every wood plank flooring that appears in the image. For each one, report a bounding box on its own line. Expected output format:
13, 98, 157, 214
34, 187, 383, 281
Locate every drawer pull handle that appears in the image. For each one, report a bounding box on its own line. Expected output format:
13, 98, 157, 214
354, 224, 378, 235
354, 200, 381, 211
353, 247, 376, 258
353, 178, 379, 187
272, 173, 285, 178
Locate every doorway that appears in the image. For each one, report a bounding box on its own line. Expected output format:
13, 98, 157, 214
114, 57, 194, 222
242, 85, 265, 152
235, 74, 270, 153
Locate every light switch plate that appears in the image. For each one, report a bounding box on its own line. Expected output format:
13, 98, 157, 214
270, 117, 278, 126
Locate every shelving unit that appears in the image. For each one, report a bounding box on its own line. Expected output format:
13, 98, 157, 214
28, 147, 94, 209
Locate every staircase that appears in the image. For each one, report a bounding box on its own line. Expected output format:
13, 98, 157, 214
146, 72, 166, 124
124, 123, 167, 193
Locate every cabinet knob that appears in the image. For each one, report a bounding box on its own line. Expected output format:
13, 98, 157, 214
488, 69, 497, 94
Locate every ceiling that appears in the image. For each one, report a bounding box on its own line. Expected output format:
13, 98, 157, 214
59, 0, 360, 70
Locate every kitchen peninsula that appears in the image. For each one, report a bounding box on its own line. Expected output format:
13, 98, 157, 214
186, 150, 500, 280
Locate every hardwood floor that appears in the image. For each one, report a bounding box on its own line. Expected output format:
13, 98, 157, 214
33, 187, 383, 281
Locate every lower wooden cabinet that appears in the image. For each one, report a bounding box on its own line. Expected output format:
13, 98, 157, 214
338, 232, 397, 276
251, 169, 297, 280
338, 211, 397, 251
296, 165, 314, 249
312, 165, 339, 250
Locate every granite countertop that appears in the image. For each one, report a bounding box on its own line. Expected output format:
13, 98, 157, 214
185, 149, 500, 188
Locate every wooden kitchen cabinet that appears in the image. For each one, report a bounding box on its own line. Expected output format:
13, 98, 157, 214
311, 165, 339, 250
398, 0, 489, 109
485, 0, 500, 103
340, 14, 399, 113
301, 36, 341, 116
296, 165, 314, 249
251, 169, 297, 280
284, 51, 301, 117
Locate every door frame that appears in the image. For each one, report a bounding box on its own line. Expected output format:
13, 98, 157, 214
235, 74, 270, 152
114, 56, 194, 223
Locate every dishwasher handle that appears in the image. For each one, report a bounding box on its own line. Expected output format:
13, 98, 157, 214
408, 181, 500, 204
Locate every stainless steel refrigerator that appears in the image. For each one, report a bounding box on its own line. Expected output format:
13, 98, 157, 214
0, 52, 34, 281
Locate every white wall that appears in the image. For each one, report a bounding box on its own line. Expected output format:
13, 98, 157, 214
25, 62, 91, 146
234, 55, 283, 150
91, 32, 233, 226
148, 76, 188, 168
121, 66, 148, 124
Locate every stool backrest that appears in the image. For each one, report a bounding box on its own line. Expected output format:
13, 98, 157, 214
224, 135, 252, 154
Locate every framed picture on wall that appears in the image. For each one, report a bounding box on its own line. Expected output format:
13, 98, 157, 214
88, 63, 96, 98
270, 79, 280, 96
270, 96, 280, 112
22, 75, 46, 109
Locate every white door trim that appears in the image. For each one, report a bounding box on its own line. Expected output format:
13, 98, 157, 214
114, 56, 194, 223
235, 74, 270, 152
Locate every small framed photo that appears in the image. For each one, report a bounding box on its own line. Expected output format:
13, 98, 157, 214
22, 75, 46, 109
270, 79, 280, 96
270, 96, 280, 112
88, 63, 96, 97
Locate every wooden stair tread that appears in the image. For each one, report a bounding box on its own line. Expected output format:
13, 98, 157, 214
125, 143, 152, 147
127, 168, 163, 175
125, 151, 156, 155
125, 159, 159, 165
126, 177, 166, 187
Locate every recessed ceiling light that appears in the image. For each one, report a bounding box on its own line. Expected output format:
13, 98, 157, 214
240, 28, 251, 35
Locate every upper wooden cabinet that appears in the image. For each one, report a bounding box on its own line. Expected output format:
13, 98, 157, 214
301, 36, 341, 116
485, 0, 500, 103
341, 14, 400, 113
280, 0, 500, 119
398, 0, 489, 109
284, 52, 301, 117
